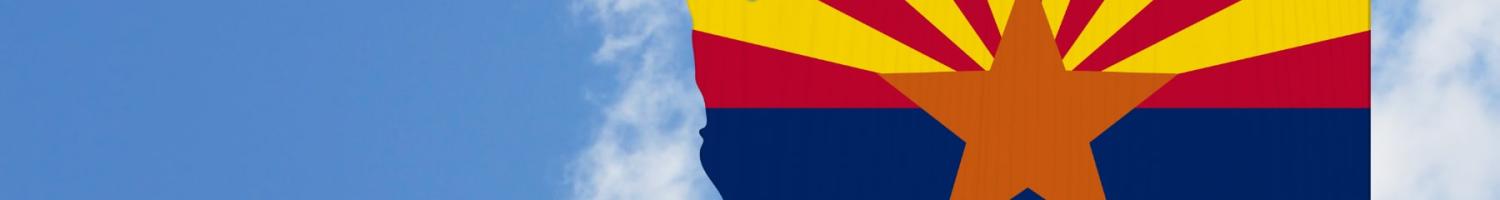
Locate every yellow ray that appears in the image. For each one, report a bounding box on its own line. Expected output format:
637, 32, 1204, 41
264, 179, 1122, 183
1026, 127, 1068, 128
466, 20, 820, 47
1105, 0, 1370, 73
910, 0, 994, 70
991, 0, 1014, 36
687, 0, 953, 74
1043, 0, 1069, 35
1061, 0, 1152, 70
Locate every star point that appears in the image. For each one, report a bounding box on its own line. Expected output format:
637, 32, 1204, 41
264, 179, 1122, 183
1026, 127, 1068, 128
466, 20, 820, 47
880, 1, 1174, 199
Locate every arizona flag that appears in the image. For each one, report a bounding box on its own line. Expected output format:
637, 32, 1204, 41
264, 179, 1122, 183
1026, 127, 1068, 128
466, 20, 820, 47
690, 0, 1368, 199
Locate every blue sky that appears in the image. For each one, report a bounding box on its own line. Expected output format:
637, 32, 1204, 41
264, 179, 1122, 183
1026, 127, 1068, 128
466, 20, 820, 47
1, 0, 610, 199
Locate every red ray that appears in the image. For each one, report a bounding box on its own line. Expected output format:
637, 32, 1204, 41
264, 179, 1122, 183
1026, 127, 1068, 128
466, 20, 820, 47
822, 0, 984, 71
1055, 0, 1102, 56
956, 0, 1002, 55
1139, 32, 1371, 108
1072, 0, 1238, 71
693, 31, 1368, 109
694, 31, 918, 108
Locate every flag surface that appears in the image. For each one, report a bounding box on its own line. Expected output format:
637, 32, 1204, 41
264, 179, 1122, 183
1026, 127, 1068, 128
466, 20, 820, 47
690, 1, 1369, 199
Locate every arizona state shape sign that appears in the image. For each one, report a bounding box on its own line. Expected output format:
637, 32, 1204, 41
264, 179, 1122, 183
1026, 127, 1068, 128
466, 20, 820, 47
690, 0, 1369, 199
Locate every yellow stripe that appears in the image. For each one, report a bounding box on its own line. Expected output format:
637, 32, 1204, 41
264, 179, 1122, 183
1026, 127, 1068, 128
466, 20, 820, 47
1043, 0, 1069, 35
687, 0, 952, 74
910, 0, 994, 70
990, 0, 1014, 36
1105, 0, 1370, 73
1061, 0, 1151, 70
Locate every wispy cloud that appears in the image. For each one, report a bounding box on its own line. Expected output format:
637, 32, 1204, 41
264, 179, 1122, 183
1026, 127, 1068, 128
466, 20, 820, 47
1372, 0, 1500, 199
567, 0, 718, 200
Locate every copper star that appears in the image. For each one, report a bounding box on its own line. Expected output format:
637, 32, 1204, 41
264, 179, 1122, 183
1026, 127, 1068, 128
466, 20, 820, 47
880, 1, 1175, 199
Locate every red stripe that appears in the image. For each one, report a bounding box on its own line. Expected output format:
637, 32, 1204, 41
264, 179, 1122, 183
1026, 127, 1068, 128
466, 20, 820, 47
822, 0, 984, 71
1072, 0, 1238, 71
956, 0, 1001, 55
1054, 0, 1102, 56
1139, 32, 1371, 108
693, 31, 919, 108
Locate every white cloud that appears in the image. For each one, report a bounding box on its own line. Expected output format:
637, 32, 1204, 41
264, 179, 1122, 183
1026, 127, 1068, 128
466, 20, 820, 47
1372, 0, 1500, 199
567, 0, 719, 200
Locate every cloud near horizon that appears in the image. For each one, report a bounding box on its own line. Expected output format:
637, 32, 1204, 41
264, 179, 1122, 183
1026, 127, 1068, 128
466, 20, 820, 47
567, 0, 719, 200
